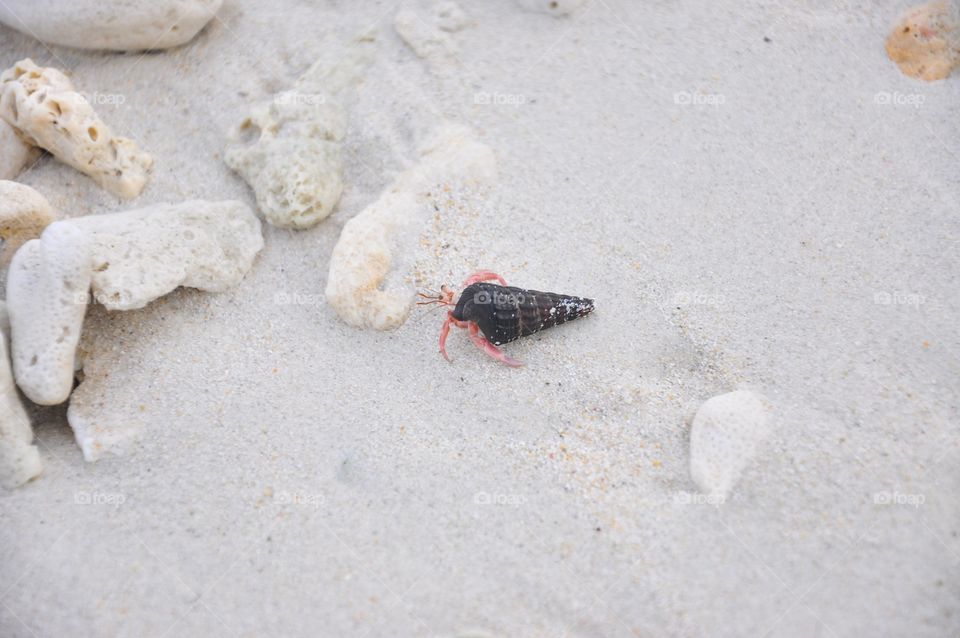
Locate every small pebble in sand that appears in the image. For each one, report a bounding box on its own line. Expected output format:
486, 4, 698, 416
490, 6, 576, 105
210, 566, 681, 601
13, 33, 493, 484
689, 390, 773, 498
0, 59, 153, 198
885, 0, 960, 81
0, 180, 57, 265
514, 0, 584, 17
0, 0, 222, 52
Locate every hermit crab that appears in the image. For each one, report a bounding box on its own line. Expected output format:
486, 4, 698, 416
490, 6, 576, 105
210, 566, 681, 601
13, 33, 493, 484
418, 270, 595, 367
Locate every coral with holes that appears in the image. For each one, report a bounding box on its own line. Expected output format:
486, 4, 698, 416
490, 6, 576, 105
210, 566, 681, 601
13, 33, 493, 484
0, 180, 57, 265
0, 59, 153, 198
225, 97, 345, 229
67, 200, 264, 310
224, 34, 376, 229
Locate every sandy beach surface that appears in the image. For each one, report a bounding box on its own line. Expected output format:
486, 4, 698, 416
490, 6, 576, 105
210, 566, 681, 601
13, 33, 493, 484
1, 1, 958, 636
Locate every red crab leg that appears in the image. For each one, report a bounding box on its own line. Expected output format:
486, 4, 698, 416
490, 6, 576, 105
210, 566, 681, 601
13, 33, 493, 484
439, 312, 470, 362
468, 323, 524, 367
439, 313, 454, 362
463, 270, 507, 287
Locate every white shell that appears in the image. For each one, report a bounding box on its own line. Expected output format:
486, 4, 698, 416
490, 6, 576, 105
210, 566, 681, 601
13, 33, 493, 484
689, 390, 773, 498
0, 0, 222, 51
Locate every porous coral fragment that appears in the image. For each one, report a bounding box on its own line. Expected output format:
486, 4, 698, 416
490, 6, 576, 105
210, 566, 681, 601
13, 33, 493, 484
0, 59, 153, 198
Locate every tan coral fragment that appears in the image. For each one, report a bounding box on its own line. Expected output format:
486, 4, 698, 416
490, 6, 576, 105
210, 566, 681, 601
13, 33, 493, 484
0, 180, 56, 265
0, 59, 153, 198
326, 123, 496, 330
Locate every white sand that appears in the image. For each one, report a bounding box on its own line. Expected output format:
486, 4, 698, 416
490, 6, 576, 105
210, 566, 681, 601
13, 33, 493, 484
1, 1, 958, 636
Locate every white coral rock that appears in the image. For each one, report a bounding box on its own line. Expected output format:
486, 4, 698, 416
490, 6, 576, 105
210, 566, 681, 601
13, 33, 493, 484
0, 59, 153, 199
689, 390, 774, 498
326, 190, 421, 329
68, 200, 264, 310
0, 0, 222, 52
7, 223, 92, 405
225, 37, 376, 230
225, 101, 344, 230
326, 123, 496, 330
0, 306, 42, 489
6, 200, 261, 411
64, 201, 262, 461
0, 180, 57, 265
0, 120, 39, 181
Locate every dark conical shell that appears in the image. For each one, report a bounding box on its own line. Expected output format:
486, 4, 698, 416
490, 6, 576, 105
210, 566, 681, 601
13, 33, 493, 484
453, 283, 595, 346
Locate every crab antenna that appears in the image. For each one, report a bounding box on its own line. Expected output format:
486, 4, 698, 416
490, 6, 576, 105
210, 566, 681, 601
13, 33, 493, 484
417, 301, 449, 310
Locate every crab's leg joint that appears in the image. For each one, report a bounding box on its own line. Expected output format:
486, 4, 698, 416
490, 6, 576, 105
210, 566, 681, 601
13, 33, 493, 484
439, 312, 470, 362
439, 312, 454, 362
468, 323, 524, 367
